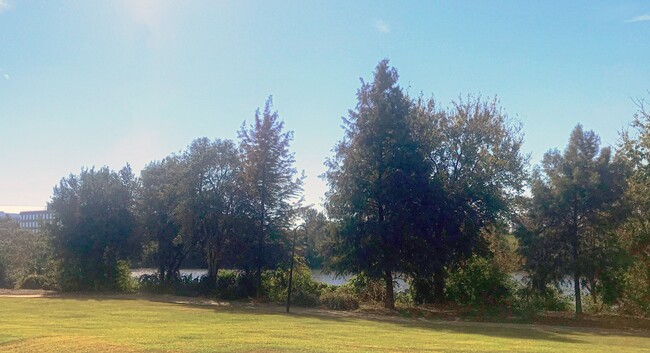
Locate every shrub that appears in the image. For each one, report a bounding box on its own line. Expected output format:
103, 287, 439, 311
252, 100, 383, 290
138, 274, 162, 293
115, 261, 138, 293
409, 276, 435, 305
512, 285, 571, 317
17, 273, 57, 290
395, 289, 414, 307
445, 255, 515, 307
320, 286, 359, 310
216, 270, 256, 300
346, 273, 386, 303
620, 260, 650, 316
263, 259, 326, 307
137, 272, 204, 296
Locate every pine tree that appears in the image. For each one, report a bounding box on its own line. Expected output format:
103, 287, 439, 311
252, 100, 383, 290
521, 125, 627, 317
238, 97, 304, 294
325, 60, 430, 309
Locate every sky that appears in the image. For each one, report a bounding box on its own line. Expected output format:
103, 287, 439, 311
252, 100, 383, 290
1, 0, 649, 213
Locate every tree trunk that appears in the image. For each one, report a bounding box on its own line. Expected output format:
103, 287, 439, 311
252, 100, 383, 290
257, 190, 266, 297
572, 192, 582, 318
574, 270, 582, 318
207, 246, 220, 288
384, 270, 395, 310
433, 266, 446, 303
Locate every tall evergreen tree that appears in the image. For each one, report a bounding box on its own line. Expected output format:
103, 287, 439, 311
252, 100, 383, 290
519, 125, 627, 317
238, 97, 304, 294
325, 60, 431, 309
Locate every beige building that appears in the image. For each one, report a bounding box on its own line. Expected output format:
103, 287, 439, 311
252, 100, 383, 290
19, 209, 55, 231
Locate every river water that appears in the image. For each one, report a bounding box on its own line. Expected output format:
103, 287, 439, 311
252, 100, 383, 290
131, 268, 409, 290
131, 268, 579, 296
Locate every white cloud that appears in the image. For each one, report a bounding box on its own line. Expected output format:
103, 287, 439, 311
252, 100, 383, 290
375, 19, 390, 33
0, 0, 11, 14
3, 73, 9, 80
626, 14, 650, 23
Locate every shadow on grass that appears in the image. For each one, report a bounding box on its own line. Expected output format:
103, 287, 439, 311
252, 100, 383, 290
25, 293, 650, 345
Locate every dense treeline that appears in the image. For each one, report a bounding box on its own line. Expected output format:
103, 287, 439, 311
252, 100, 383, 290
1, 61, 649, 317
325, 61, 527, 309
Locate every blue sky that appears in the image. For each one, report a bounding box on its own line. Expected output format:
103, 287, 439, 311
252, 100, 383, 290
1, 1, 649, 212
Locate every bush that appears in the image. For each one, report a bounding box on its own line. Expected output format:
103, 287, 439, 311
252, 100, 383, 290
17, 273, 58, 290
409, 276, 435, 305
58, 259, 135, 292
395, 289, 414, 307
619, 260, 650, 316
320, 286, 359, 310
512, 285, 571, 317
137, 272, 204, 296
346, 273, 386, 303
138, 274, 162, 293
263, 259, 327, 307
216, 270, 256, 300
445, 255, 515, 307
115, 261, 138, 293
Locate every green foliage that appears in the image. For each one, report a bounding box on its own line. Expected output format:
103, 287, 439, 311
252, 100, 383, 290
137, 273, 208, 297
445, 256, 515, 307
409, 94, 527, 302
239, 96, 304, 293
395, 290, 415, 307
0, 260, 8, 288
136, 274, 163, 293
138, 157, 187, 284
484, 229, 522, 274
620, 259, 650, 316
0, 218, 57, 289
345, 273, 387, 303
301, 208, 331, 269
512, 286, 571, 317
518, 124, 628, 316
51, 165, 138, 292
617, 100, 650, 317
175, 138, 246, 284
320, 286, 360, 310
215, 270, 256, 300
17, 273, 57, 290
263, 259, 325, 307
115, 261, 138, 293
325, 60, 430, 309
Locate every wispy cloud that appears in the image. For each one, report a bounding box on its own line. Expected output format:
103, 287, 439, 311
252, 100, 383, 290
626, 14, 650, 23
0, 0, 11, 14
375, 19, 390, 33
3, 74, 9, 80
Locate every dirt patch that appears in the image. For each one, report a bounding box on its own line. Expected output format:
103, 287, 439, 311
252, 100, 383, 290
0, 288, 58, 297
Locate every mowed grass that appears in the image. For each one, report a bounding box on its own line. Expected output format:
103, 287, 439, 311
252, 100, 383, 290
0, 297, 649, 353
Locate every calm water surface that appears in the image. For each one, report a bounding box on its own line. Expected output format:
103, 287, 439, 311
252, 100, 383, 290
132, 269, 580, 296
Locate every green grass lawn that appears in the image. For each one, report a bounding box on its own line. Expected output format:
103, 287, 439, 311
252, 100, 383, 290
0, 296, 649, 353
